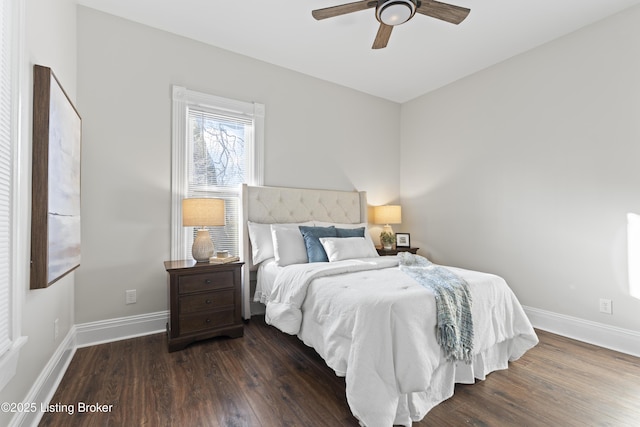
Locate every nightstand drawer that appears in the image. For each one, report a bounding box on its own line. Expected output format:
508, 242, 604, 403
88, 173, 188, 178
179, 290, 234, 314
179, 310, 235, 335
178, 271, 234, 294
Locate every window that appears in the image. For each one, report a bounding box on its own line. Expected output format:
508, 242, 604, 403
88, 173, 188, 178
171, 86, 264, 261
0, 0, 27, 391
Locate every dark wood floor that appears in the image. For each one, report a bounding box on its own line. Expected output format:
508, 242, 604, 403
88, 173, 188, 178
40, 316, 640, 427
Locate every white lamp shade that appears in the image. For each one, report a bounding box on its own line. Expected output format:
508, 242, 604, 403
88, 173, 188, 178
182, 198, 226, 227
374, 205, 402, 225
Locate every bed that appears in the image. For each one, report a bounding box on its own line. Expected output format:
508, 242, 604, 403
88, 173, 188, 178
240, 184, 538, 427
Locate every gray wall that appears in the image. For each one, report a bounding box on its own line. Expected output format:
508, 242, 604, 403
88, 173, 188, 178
75, 6, 401, 323
0, 0, 77, 425
400, 6, 640, 332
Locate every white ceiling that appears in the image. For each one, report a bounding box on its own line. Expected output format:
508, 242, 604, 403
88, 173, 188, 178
76, 0, 640, 103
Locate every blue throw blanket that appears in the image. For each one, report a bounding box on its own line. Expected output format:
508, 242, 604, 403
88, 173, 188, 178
398, 252, 474, 364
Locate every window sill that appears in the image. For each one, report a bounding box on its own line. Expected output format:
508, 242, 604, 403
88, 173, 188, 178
0, 336, 28, 391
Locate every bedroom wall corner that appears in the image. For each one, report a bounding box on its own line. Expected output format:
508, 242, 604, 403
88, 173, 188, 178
399, 5, 640, 339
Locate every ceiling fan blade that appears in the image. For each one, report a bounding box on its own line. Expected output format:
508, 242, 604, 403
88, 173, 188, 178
372, 23, 393, 49
416, 0, 470, 24
312, 0, 377, 20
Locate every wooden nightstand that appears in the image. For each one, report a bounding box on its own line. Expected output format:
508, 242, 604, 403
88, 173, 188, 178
164, 260, 244, 352
376, 247, 419, 256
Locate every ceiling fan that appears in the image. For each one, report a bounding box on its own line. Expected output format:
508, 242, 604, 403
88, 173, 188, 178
312, 0, 470, 49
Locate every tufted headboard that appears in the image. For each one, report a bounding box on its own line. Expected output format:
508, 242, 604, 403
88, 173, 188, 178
240, 184, 368, 318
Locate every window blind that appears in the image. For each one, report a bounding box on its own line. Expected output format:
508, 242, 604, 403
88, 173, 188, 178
171, 86, 264, 263
0, 0, 14, 357
185, 106, 253, 258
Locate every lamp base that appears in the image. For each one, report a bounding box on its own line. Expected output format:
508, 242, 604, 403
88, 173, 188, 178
380, 224, 395, 250
192, 229, 214, 262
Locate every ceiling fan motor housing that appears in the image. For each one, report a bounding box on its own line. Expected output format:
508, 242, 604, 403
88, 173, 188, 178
376, 0, 417, 26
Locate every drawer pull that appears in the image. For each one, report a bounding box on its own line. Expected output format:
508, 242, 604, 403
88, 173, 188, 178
205, 299, 212, 304
205, 279, 212, 284
205, 318, 211, 323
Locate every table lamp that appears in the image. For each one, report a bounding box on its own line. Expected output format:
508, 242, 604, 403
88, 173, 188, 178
373, 205, 402, 249
182, 198, 226, 262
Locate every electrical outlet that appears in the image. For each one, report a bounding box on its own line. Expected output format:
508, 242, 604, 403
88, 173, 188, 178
54, 318, 59, 340
126, 289, 137, 305
599, 298, 612, 314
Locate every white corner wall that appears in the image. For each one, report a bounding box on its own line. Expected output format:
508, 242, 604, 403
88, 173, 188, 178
400, 6, 640, 335
75, 6, 400, 324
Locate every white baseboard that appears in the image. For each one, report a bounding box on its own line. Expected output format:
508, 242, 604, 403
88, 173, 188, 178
75, 311, 168, 348
10, 328, 76, 427
523, 306, 640, 357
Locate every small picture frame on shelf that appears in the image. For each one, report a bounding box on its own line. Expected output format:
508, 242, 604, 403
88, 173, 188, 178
396, 233, 410, 248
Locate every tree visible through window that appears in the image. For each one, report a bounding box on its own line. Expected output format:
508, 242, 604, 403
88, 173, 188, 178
189, 111, 247, 189
171, 86, 264, 262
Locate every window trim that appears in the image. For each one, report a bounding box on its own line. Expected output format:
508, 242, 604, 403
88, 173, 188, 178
170, 86, 264, 261
0, 0, 27, 392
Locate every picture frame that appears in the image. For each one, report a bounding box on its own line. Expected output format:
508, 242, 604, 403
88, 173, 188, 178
395, 232, 410, 248
30, 65, 82, 289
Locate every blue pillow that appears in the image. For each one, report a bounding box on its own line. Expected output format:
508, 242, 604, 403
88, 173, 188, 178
336, 227, 365, 238
299, 226, 337, 262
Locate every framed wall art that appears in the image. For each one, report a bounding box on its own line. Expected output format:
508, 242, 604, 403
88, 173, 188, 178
30, 65, 82, 289
395, 232, 410, 248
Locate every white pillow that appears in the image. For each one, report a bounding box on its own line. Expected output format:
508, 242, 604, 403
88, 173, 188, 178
320, 237, 378, 262
247, 221, 274, 265
314, 221, 378, 254
271, 223, 312, 267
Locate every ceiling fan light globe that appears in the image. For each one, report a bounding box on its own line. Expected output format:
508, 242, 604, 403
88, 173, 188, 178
377, 0, 416, 26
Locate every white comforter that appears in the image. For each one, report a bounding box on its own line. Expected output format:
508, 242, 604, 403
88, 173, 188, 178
264, 257, 538, 427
